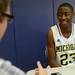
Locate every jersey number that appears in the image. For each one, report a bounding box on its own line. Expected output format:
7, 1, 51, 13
60, 53, 75, 65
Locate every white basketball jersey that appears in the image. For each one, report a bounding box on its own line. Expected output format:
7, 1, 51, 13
51, 23, 75, 66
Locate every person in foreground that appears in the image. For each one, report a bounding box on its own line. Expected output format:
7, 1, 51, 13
47, 2, 75, 67
0, 0, 26, 75
0, 0, 14, 39
0, 58, 26, 75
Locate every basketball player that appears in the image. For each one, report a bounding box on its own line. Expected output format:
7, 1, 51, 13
28, 3, 75, 75
47, 2, 75, 67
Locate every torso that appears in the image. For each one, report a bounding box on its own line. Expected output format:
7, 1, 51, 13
51, 23, 75, 66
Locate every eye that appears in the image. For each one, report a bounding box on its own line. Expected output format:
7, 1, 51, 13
57, 12, 72, 17
1, 13, 14, 24
65, 12, 72, 16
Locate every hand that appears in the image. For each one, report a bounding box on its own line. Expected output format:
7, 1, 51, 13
35, 61, 48, 75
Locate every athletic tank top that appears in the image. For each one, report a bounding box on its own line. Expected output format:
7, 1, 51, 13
51, 23, 75, 66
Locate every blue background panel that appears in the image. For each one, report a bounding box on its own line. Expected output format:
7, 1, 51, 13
13, 0, 53, 71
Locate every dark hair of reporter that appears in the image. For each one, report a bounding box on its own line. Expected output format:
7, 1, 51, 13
0, 0, 12, 22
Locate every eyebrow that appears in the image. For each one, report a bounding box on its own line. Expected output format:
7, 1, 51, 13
1, 12, 14, 19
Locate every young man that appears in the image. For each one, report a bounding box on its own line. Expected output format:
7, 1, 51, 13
47, 3, 75, 67
35, 3, 75, 75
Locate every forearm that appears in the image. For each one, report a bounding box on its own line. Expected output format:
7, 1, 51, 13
48, 60, 61, 68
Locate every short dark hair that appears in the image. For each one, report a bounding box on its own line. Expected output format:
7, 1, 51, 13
57, 3, 74, 12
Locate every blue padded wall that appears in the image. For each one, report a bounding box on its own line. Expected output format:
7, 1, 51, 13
13, 0, 53, 71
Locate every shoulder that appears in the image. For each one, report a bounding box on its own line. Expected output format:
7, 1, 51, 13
47, 27, 52, 38
47, 25, 57, 37
47, 26, 55, 44
72, 23, 75, 24
72, 23, 75, 26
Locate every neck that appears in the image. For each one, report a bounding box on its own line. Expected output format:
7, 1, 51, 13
59, 24, 72, 34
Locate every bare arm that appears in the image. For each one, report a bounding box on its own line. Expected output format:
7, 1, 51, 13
47, 29, 61, 67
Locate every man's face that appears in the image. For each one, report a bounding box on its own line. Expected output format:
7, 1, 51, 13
57, 6, 74, 27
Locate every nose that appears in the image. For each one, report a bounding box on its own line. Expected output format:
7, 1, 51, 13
62, 15, 66, 20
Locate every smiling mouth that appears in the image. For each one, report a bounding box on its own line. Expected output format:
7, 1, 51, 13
59, 21, 68, 25
61, 21, 67, 23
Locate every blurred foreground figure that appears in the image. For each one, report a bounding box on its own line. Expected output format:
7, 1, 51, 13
0, 0, 14, 39
0, 0, 26, 75
0, 58, 25, 75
